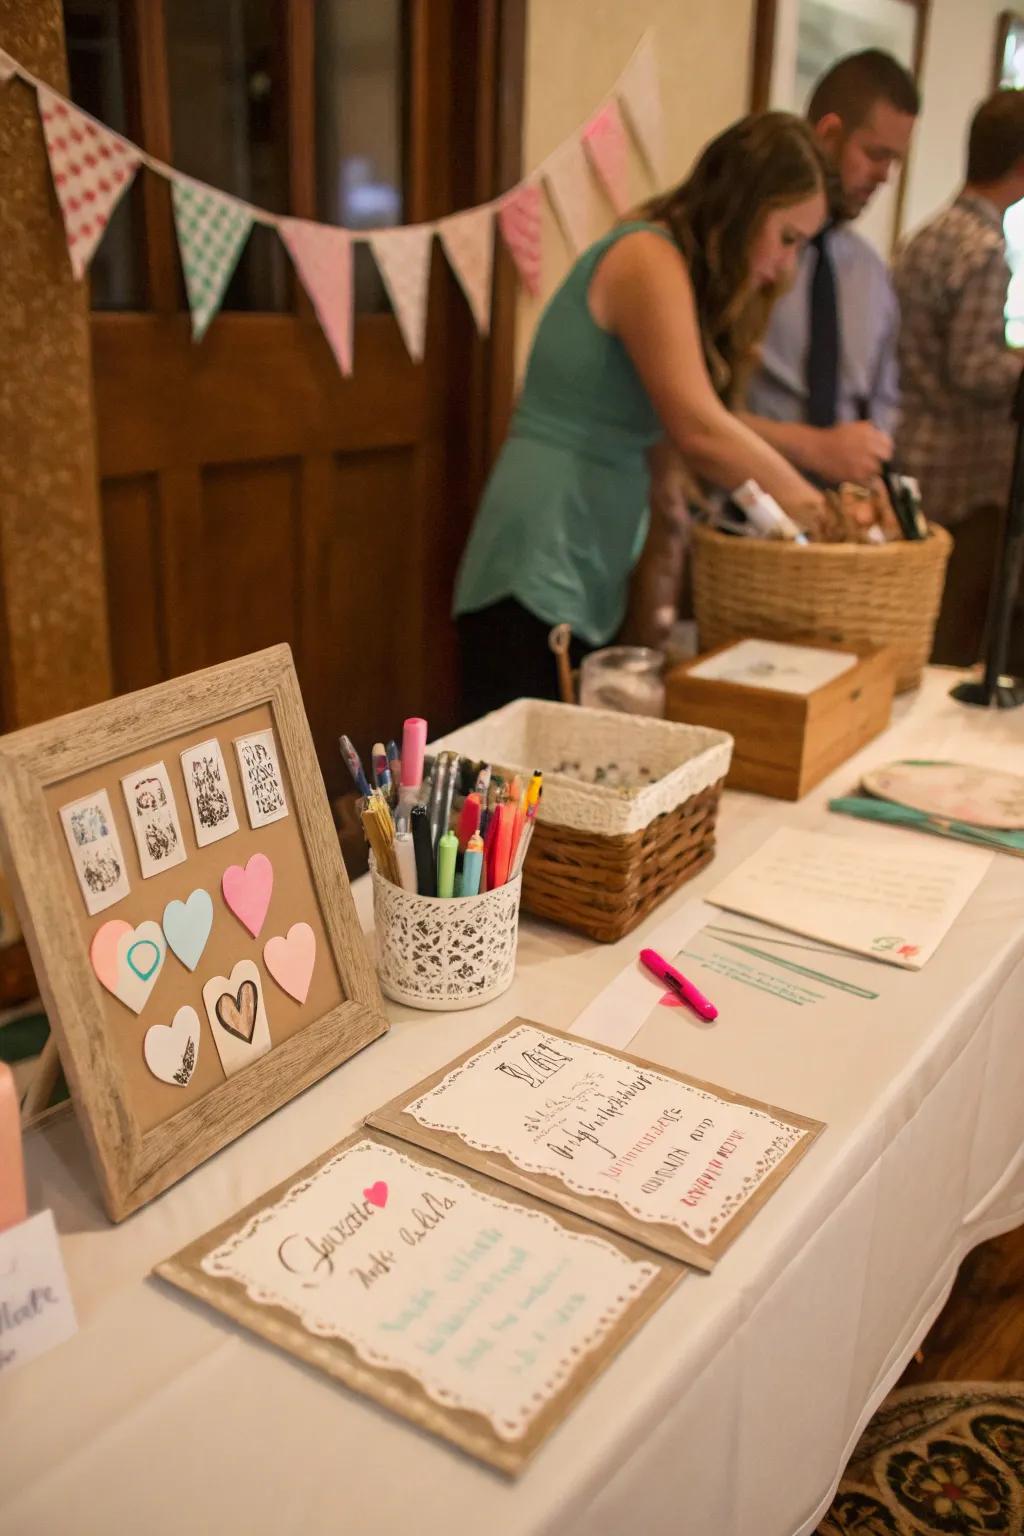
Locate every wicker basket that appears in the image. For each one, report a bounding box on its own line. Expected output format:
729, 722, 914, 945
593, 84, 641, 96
433, 701, 732, 944
691, 523, 952, 692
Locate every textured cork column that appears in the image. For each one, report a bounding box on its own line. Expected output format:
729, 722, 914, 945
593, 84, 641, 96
0, 0, 112, 730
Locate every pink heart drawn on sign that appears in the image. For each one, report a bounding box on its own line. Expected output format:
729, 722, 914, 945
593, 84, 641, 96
222, 853, 273, 938
89, 919, 133, 995
263, 922, 316, 1003
363, 1182, 388, 1209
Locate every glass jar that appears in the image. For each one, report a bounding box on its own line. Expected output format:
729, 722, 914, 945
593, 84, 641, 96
578, 646, 666, 717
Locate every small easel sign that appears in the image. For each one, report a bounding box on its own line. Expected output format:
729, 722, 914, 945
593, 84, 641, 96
0, 645, 388, 1220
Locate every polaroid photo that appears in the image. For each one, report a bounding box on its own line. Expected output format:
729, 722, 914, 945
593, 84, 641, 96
233, 728, 289, 830
179, 738, 240, 848
120, 760, 188, 878
59, 788, 131, 915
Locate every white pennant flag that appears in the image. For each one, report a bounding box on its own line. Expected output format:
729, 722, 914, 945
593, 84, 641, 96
544, 136, 602, 255
369, 225, 434, 362
279, 218, 354, 375
438, 205, 495, 336
37, 85, 141, 280
0, 48, 16, 84
172, 176, 253, 342
619, 33, 667, 186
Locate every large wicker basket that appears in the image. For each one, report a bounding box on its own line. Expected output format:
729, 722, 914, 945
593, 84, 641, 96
433, 701, 732, 944
691, 523, 952, 692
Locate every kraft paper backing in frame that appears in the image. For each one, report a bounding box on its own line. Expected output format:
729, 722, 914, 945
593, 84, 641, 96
43, 702, 344, 1133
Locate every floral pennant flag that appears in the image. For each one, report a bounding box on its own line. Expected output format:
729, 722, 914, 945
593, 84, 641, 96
37, 85, 141, 280
438, 205, 495, 336
618, 32, 667, 186
368, 225, 434, 362
582, 100, 631, 216
497, 182, 543, 298
172, 176, 253, 342
544, 136, 602, 256
0, 48, 16, 84
279, 218, 354, 375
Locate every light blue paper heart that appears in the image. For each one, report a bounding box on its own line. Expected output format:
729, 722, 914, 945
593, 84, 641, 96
162, 889, 214, 973
127, 939, 161, 982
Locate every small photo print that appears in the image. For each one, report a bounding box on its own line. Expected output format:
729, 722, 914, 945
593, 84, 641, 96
180, 738, 240, 848
59, 788, 131, 915
121, 760, 187, 878
234, 728, 289, 830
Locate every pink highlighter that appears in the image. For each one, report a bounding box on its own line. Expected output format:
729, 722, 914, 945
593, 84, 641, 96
640, 948, 718, 1021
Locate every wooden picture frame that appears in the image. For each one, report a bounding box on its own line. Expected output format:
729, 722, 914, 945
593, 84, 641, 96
0, 644, 388, 1221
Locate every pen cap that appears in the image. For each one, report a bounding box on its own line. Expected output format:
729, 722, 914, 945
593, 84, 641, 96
401, 717, 427, 787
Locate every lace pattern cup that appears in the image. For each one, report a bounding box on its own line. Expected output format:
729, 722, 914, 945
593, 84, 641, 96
370, 859, 523, 1011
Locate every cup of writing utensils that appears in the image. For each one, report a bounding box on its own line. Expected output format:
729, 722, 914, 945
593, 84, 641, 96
369, 857, 523, 1011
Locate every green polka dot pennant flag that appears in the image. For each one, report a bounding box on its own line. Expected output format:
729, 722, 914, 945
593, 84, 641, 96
172, 176, 253, 342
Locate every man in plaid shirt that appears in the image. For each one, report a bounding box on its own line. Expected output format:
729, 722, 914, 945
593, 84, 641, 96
895, 92, 1024, 665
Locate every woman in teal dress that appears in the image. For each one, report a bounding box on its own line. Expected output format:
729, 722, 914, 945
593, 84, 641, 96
454, 112, 829, 718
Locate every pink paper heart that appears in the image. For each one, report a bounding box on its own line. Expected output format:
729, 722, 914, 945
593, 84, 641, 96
263, 922, 316, 1004
363, 1181, 388, 1209
222, 853, 273, 938
90, 919, 133, 995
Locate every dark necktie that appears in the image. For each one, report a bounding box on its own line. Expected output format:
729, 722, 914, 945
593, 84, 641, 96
806, 228, 839, 428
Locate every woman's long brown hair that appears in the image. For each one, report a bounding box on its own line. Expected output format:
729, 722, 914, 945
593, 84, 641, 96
641, 112, 827, 405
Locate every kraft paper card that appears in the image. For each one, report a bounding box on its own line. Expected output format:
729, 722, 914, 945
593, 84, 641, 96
706, 826, 992, 970
156, 1129, 679, 1475
367, 1020, 823, 1270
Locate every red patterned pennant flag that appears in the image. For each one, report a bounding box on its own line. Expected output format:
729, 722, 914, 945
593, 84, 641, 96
497, 183, 543, 297
582, 101, 630, 216
438, 205, 495, 336
280, 218, 354, 375
37, 85, 141, 280
368, 225, 434, 362
618, 33, 667, 186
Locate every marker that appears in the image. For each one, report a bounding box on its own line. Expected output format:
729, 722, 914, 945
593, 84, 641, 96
410, 804, 436, 896
398, 717, 428, 817
491, 802, 516, 888
461, 832, 484, 896
640, 948, 718, 1021
394, 831, 417, 894
436, 829, 458, 898
457, 792, 482, 850
339, 735, 371, 797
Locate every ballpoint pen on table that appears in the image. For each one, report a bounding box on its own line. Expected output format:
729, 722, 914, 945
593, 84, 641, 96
640, 947, 718, 1021
339, 734, 371, 797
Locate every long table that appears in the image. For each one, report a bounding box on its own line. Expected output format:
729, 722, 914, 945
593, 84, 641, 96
3, 668, 1023, 1536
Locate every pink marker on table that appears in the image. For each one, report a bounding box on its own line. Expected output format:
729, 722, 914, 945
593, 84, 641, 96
640, 948, 718, 1021
398, 717, 428, 817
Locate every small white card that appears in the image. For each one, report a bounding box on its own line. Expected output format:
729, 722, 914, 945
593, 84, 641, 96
180, 738, 239, 847
234, 728, 288, 829
58, 789, 131, 915
120, 760, 187, 877
687, 639, 857, 695
0, 1210, 78, 1378
706, 826, 993, 970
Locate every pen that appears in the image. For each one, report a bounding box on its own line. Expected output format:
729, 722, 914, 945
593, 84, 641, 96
410, 804, 436, 896
457, 792, 482, 850
461, 831, 484, 897
438, 753, 459, 848
339, 734, 371, 797
394, 830, 417, 894
386, 739, 401, 801
399, 717, 428, 817
436, 829, 458, 898
639, 948, 718, 1021
371, 741, 392, 800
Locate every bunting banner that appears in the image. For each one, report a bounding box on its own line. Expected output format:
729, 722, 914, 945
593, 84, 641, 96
618, 32, 667, 186
37, 85, 141, 280
498, 182, 543, 298
279, 217, 354, 376
544, 137, 602, 256
172, 177, 253, 342
582, 100, 631, 216
0, 48, 16, 84
438, 205, 495, 336
368, 225, 434, 362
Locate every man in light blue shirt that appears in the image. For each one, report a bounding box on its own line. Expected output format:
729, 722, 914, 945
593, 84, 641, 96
744, 51, 920, 486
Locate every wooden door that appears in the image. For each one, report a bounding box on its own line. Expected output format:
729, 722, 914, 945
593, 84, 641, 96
63, 0, 523, 823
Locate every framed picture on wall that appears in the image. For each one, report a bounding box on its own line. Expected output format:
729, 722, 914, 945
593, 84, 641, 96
994, 11, 1024, 88
750, 0, 928, 252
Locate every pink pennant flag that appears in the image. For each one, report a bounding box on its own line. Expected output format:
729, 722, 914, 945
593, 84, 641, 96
618, 33, 667, 186
498, 183, 543, 298
280, 218, 354, 376
582, 101, 631, 216
438, 205, 495, 336
37, 85, 141, 280
0, 48, 16, 84
544, 137, 602, 255
369, 225, 434, 362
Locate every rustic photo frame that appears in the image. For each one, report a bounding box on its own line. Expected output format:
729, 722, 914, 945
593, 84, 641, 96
0, 644, 388, 1220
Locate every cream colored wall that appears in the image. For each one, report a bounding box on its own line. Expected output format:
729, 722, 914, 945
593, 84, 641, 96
517, 0, 755, 367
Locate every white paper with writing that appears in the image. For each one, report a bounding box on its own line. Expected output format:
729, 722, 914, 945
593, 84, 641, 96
706, 826, 993, 970
233, 727, 288, 829
405, 1025, 808, 1246
201, 1139, 657, 1440
58, 788, 130, 915
686, 639, 857, 695
0, 1210, 78, 1378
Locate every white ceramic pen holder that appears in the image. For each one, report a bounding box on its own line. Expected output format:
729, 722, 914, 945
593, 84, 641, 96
369, 858, 523, 1011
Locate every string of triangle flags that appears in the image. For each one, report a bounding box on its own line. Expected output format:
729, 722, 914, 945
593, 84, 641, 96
0, 34, 665, 376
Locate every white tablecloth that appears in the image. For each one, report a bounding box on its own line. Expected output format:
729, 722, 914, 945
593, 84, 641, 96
4, 669, 1023, 1536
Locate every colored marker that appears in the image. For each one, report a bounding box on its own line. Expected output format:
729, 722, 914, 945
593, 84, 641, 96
461, 832, 484, 896
398, 717, 428, 817
639, 948, 718, 1021
436, 829, 458, 898
410, 804, 436, 896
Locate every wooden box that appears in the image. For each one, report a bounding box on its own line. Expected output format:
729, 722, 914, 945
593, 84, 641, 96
664, 639, 896, 801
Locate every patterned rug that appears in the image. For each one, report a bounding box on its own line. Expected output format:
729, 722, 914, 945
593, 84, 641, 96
818, 1383, 1024, 1535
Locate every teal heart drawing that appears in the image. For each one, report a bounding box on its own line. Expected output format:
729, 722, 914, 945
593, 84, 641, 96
162, 889, 214, 973
127, 939, 161, 981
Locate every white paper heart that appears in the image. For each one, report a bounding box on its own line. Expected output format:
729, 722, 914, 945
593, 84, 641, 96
201, 959, 272, 1079
90, 918, 166, 1015
144, 1006, 201, 1086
